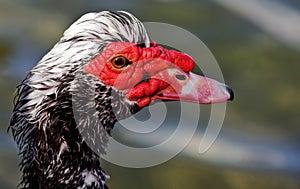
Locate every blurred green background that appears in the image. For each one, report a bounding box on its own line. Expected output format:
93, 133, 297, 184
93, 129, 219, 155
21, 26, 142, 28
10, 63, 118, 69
0, 0, 299, 188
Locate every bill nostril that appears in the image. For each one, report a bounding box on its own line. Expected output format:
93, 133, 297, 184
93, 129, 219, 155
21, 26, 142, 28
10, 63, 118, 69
175, 74, 187, 81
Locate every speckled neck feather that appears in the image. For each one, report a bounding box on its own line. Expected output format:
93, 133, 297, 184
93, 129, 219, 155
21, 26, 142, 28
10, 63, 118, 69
9, 11, 149, 189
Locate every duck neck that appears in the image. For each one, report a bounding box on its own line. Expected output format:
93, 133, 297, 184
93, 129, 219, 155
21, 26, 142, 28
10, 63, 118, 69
10, 75, 111, 189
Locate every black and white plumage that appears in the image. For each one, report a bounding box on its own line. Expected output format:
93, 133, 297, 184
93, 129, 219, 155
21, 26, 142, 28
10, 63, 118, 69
9, 10, 233, 189
10, 11, 150, 189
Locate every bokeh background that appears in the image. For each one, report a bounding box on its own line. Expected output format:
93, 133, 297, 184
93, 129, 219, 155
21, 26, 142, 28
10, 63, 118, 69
1, 0, 300, 188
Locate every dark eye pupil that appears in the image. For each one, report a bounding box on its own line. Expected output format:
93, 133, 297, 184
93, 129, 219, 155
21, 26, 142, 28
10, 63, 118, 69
115, 57, 125, 65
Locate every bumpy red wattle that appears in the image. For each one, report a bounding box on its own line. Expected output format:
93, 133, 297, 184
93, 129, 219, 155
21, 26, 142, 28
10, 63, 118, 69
127, 78, 169, 100
84, 41, 195, 106
167, 50, 194, 72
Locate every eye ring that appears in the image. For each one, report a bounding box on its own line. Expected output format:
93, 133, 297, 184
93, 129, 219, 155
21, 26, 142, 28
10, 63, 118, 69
111, 56, 130, 69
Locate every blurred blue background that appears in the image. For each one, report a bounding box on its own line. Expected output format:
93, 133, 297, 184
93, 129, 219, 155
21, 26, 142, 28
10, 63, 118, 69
0, 0, 300, 188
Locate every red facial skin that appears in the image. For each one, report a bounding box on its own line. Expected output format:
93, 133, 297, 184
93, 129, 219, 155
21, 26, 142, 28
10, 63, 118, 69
85, 42, 231, 107
85, 42, 193, 107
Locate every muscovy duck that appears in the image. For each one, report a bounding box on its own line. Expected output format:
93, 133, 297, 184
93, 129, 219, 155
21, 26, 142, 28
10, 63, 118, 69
9, 11, 233, 189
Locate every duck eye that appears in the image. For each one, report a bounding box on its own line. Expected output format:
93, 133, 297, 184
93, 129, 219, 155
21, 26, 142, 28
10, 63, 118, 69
111, 56, 129, 69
